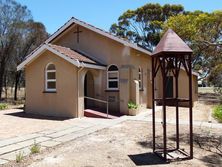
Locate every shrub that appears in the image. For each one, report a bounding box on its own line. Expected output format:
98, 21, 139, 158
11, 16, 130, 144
30, 141, 41, 154
212, 105, 222, 123
128, 101, 138, 109
0, 103, 7, 110
16, 151, 24, 163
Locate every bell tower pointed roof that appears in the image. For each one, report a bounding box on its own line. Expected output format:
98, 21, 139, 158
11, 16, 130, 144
152, 29, 192, 56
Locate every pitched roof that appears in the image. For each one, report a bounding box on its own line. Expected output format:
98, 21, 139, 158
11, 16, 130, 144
17, 44, 106, 71
48, 44, 100, 65
152, 29, 192, 56
45, 17, 152, 55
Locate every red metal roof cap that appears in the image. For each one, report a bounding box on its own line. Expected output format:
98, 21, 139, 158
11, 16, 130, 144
152, 29, 192, 56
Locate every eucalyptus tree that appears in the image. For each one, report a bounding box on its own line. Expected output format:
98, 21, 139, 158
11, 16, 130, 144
0, 0, 31, 99
164, 11, 222, 84
12, 21, 48, 100
0, 0, 48, 100
110, 3, 184, 51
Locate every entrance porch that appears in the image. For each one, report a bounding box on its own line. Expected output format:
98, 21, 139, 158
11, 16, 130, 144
77, 68, 122, 118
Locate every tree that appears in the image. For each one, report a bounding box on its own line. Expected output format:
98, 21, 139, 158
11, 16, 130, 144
0, 0, 48, 100
110, 3, 184, 51
12, 21, 48, 100
163, 11, 222, 84
209, 64, 222, 96
0, 0, 32, 100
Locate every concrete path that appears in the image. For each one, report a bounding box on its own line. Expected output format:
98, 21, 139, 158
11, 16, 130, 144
0, 116, 126, 165
0, 109, 221, 165
128, 109, 222, 129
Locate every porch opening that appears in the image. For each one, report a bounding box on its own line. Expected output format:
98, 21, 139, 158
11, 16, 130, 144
84, 71, 95, 109
83, 71, 117, 119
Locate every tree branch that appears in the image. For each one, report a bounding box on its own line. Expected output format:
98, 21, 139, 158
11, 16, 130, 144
196, 40, 222, 46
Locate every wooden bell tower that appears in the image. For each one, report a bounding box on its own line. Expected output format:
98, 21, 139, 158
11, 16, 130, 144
152, 29, 193, 161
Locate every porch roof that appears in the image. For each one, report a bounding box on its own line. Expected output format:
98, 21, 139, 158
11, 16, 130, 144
48, 44, 104, 65
17, 44, 106, 71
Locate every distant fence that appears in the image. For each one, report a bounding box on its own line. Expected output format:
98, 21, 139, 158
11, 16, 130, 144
198, 87, 217, 94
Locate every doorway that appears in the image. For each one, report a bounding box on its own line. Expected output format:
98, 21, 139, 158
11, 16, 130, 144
84, 71, 95, 109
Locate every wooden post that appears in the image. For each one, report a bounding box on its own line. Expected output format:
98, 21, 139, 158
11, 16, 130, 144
152, 57, 156, 152
175, 56, 179, 149
188, 54, 193, 158
162, 57, 167, 160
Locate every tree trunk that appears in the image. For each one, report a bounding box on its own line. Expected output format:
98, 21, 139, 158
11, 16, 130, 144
0, 74, 3, 100
4, 74, 7, 99
14, 71, 21, 101
0, 61, 6, 101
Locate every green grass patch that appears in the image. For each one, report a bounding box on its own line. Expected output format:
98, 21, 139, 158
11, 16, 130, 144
30, 141, 41, 154
212, 105, 222, 123
0, 103, 8, 110
16, 151, 24, 163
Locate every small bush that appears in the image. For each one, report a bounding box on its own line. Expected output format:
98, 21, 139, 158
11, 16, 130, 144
128, 101, 138, 109
212, 105, 222, 123
16, 151, 24, 163
30, 141, 41, 154
0, 103, 7, 110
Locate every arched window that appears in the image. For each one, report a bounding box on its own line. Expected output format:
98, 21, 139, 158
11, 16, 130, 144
45, 63, 56, 92
107, 65, 119, 90
138, 67, 143, 90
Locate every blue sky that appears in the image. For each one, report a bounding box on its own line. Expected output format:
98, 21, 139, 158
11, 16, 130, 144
17, 0, 222, 34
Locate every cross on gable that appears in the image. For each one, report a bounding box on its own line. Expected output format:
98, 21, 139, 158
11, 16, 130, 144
73, 26, 83, 43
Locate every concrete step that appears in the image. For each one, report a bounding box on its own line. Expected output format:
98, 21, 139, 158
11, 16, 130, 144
84, 109, 118, 119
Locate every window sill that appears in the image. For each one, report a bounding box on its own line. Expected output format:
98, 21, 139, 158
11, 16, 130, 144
43, 91, 57, 93
105, 89, 119, 92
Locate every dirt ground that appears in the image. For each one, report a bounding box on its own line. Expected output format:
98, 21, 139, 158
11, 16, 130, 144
5, 120, 221, 167
155, 92, 220, 123
0, 91, 221, 166
0, 92, 220, 139
155, 101, 216, 123
0, 101, 214, 140
0, 109, 84, 140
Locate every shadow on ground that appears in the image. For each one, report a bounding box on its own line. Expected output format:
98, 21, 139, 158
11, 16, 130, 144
200, 153, 222, 167
169, 132, 222, 156
136, 131, 222, 166
129, 152, 167, 166
5, 111, 71, 121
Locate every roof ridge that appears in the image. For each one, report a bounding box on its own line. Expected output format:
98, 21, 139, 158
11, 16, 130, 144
70, 17, 132, 44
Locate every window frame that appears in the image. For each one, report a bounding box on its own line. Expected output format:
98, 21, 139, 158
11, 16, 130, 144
107, 64, 119, 90
45, 63, 56, 92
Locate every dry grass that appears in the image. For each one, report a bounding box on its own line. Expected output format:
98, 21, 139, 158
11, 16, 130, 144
1, 87, 25, 100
